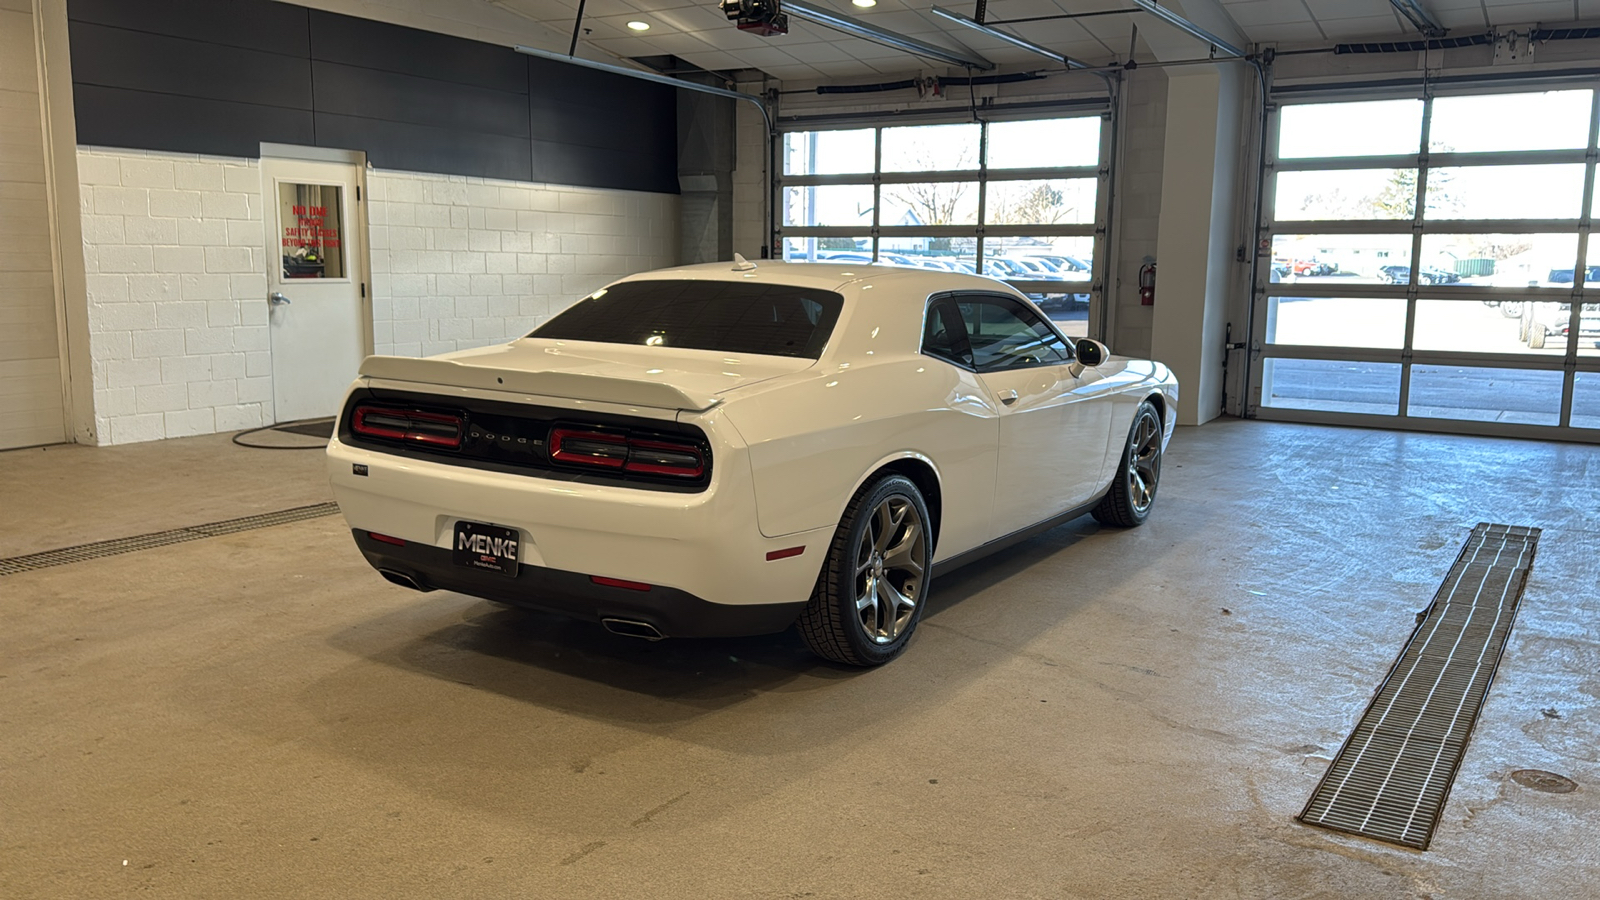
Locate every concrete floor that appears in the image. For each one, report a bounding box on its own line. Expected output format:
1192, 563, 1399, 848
2, 420, 1596, 898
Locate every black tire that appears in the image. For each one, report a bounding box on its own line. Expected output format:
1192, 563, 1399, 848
797, 474, 932, 667
1092, 401, 1163, 528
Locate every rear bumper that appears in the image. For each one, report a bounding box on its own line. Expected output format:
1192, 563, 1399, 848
328, 428, 832, 619
351, 531, 805, 637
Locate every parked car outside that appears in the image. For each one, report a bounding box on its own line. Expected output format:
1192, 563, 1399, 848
327, 261, 1177, 666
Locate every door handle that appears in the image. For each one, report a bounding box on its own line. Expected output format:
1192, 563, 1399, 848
998, 389, 1019, 406
269, 292, 291, 306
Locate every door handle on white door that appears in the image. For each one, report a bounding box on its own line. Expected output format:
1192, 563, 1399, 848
269, 292, 291, 306
998, 389, 1019, 406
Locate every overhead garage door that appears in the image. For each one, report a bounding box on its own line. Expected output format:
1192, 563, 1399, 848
1251, 84, 1600, 442
1, 2, 68, 450
776, 109, 1110, 341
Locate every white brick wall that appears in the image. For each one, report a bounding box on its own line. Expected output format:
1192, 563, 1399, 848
77, 147, 269, 444
731, 90, 769, 261
366, 169, 679, 358
77, 149, 681, 444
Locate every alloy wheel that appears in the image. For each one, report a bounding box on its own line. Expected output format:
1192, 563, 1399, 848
1128, 413, 1161, 514
852, 496, 926, 643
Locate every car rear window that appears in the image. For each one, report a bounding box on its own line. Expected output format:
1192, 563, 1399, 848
530, 280, 844, 359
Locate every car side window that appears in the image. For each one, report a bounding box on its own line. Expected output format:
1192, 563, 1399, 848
955, 297, 1071, 371
922, 298, 975, 368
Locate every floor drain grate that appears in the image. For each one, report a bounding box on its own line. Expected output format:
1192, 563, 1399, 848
1298, 522, 1540, 850
0, 502, 341, 576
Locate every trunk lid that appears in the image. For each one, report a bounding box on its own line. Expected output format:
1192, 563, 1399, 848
359, 338, 813, 412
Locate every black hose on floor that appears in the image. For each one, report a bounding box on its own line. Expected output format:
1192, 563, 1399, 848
231, 418, 331, 450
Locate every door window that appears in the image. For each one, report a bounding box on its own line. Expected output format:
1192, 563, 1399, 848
956, 297, 1071, 370
277, 182, 346, 279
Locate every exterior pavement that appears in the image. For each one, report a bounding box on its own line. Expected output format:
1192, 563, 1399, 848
1, 419, 1596, 898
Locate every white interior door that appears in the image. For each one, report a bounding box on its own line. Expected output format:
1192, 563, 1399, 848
262, 155, 368, 423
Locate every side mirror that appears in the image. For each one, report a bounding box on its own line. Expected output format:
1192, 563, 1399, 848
1075, 338, 1109, 367
1070, 338, 1109, 378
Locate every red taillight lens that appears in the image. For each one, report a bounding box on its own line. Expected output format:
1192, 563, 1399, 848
550, 428, 705, 479
352, 406, 463, 449
368, 532, 406, 546
550, 429, 628, 468
625, 438, 706, 478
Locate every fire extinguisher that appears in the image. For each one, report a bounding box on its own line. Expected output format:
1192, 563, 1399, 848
1139, 263, 1156, 306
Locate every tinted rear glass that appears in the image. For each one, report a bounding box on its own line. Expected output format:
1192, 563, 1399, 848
531, 280, 844, 359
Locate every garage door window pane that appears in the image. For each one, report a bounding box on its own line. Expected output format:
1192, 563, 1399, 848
1271, 234, 1414, 285
1278, 99, 1423, 159
880, 182, 979, 226
1261, 359, 1401, 414
1520, 302, 1600, 355
1413, 299, 1559, 355
877, 236, 977, 271
881, 123, 980, 173
987, 117, 1100, 169
1265, 297, 1405, 349
783, 129, 875, 176
1426, 165, 1587, 220
782, 237, 872, 263
1407, 365, 1562, 425
1429, 90, 1593, 153
1579, 305, 1600, 356
1275, 169, 1417, 221
783, 185, 874, 227
1572, 371, 1600, 428
986, 178, 1096, 226
1418, 233, 1579, 287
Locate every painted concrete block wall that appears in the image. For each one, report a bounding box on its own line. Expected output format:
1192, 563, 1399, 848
0, 0, 67, 449
1109, 68, 1166, 361
365, 170, 679, 358
731, 89, 768, 261
76, 148, 681, 444
76, 147, 271, 444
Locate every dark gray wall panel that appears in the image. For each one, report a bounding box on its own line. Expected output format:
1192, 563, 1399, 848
70, 22, 312, 110
67, 0, 309, 56
531, 140, 677, 194
311, 62, 529, 139
68, 0, 676, 193
74, 85, 314, 157
317, 114, 533, 183
307, 10, 526, 92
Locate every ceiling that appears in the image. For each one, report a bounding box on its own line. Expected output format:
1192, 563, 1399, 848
488, 0, 1600, 81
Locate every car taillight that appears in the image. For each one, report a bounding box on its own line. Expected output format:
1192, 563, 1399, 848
352, 405, 464, 449
549, 428, 706, 479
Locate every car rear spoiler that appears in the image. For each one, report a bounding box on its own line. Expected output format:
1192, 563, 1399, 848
358, 356, 722, 412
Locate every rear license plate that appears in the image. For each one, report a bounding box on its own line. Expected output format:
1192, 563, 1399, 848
452, 521, 520, 578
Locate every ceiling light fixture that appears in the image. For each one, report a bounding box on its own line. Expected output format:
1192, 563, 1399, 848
784, 0, 993, 69
1129, 0, 1245, 59
930, 6, 1088, 68
851, 0, 876, 7
627, 20, 651, 31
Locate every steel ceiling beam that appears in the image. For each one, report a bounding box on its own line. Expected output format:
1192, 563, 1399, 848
1129, 0, 1245, 59
512, 45, 772, 132
784, 0, 994, 70
929, 6, 1090, 68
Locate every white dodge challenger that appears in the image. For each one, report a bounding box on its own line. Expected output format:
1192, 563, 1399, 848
327, 260, 1178, 666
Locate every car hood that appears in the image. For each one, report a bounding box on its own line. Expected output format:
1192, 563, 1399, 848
359, 338, 815, 412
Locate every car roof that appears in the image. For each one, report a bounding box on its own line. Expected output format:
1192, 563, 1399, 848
614, 260, 1017, 297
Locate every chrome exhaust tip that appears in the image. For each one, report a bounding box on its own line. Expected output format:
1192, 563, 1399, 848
378, 568, 430, 591
600, 617, 665, 641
